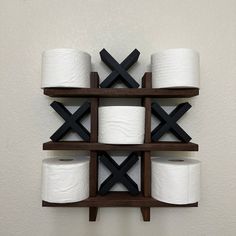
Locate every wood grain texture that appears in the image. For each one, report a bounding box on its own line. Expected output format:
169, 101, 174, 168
44, 88, 199, 98
42, 192, 198, 207
42, 72, 199, 221
141, 72, 152, 221
43, 141, 198, 151
141, 152, 151, 196
89, 72, 99, 221
89, 152, 98, 197
89, 207, 98, 222
141, 207, 150, 221
90, 72, 99, 142
44, 73, 199, 98
142, 73, 152, 143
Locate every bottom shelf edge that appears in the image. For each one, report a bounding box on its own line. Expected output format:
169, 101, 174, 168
42, 192, 198, 208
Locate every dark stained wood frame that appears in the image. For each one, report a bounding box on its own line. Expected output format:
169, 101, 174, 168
42, 192, 198, 207
44, 73, 199, 98
42, 72, 199, 221
43, 141, 198, 151
89, 72, 99, 221
141, 72, 152, 221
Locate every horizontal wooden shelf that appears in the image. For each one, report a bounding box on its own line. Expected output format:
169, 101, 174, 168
42, 192, 198, 207
43, 141, 198, 151
44, 87, 199, 98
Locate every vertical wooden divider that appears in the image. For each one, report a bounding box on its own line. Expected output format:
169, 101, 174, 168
141, 73, 152, 221
89, 72, 99, 221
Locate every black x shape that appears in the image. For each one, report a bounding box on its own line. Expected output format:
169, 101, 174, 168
99, 152, 139, 195
50, 101, 90, 142
151, 102, 192, 143
100, 49, 140, 88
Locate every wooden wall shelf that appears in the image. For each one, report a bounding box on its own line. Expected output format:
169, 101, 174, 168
43, 73, 199, 98
42, 192, 198, 208
44, 87, 199, 98
42, 72, 199, 221
43, 141, 198, 151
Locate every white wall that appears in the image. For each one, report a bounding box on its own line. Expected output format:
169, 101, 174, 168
0, 0, 236, 235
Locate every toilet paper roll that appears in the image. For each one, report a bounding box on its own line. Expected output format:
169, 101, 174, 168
41, 48, 91, 88
98, 106, 145, 144
151, 48, 200, 88
152, 157, 200, 204
41, 157, 89, 203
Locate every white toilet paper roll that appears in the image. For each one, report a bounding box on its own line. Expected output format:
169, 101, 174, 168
41, 48, 91, 88
151, 48, 200, 88
98, 106, 145, 144
41, 157, 89, 203
152, 157, 200, 204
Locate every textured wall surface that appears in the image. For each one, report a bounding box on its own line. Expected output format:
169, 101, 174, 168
0, 0, 236, 235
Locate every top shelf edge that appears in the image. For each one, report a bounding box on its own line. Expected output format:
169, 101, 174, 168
43, 72, 199, 98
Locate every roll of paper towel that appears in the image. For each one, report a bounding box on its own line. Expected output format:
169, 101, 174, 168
42, 157, 89, 203
41, 48, 91, 88
98, 106, 145, 144
151, 48, 200, 88
152, 157, 200, 204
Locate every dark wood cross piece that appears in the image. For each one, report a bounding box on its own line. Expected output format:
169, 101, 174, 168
50, 101, 91, 142
151, 102, 192, 143
100, 48, 140, 88
99, 152, 139, 196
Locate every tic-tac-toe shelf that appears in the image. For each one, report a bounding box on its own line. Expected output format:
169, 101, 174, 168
42, 70, 199, 222
43, 141, 199, 151
42, 192, 198, 208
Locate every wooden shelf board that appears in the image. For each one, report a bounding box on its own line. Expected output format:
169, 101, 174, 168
44, 87, 199, 98
42, 192, 198, 207
43, 141, 198, 151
